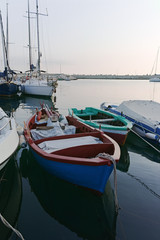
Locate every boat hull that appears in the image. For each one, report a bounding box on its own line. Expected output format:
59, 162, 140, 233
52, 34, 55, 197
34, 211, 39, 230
22, 84, 54, 97
0, 117, 19, 171
29, 146, 114, 193
69, 107, 132, 145
24, 108, 120, 194
101, 101, 160, 147
0, 82, 21, 97
20, 149, 117, 240
102, 128, 128, 146
149, 77, 160, 82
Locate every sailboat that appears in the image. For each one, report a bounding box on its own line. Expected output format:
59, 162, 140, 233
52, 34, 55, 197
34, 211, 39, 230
149, 47, 160, 82
0, 8, 21, 97
21, 0, 57, 97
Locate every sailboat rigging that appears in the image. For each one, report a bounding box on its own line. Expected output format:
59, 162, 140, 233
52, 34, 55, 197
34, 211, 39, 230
0, 7, 21, 97
21, 0, 57, 97
149, 47, 160, 82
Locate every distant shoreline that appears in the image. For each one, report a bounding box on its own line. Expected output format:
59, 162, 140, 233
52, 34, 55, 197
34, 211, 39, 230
73, 74, 151, 80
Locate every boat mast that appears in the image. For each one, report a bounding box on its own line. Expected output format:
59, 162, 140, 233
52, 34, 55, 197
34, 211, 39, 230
28, 0, 32, 72
28, 0, 47, 76
6, 3, 8, 60
0, 10, 9, 79
155, 47, 159, 75
0, 11, 6, 68
36, 0, 41, 76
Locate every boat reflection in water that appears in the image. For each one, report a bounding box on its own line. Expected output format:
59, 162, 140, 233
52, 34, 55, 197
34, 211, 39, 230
20, 149, 117, 240
0, 96, 21, 113
126, 131, 160, 164
20, 95, 56, 110
116, 145, 130, 172
116, 133, 160, 172
0, 93, 57, 114
0, 157, 22, 240
15, 96, 57, 127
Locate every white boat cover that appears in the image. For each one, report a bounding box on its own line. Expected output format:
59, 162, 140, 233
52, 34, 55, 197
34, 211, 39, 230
31, 122, 76, 140
116, 100, 160, 129
38, 136, 102, 153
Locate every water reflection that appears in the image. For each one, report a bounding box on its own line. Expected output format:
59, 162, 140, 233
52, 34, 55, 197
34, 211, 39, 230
126, 132, 160, 163
0, 96, 21, 113
0, 157, 22, 240
20, 95, 56, 109
116, 146, 130, 172
20, 149, 117, 240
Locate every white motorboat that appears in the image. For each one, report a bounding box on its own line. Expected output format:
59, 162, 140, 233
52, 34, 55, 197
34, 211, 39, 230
0, 107, 19, 171
101, 100, 160, 147
149, 76, 160, 82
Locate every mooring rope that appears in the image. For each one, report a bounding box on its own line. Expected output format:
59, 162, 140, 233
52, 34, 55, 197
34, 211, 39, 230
0, 213, 25, 240
127, 173, 160, 200
130, 128, 160, 154
97, 153, 119, 213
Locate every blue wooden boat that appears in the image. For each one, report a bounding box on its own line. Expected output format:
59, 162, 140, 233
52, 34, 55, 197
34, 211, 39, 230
20, 148, 117, 240
68, 107, 132, 145
24, 105, 120, 194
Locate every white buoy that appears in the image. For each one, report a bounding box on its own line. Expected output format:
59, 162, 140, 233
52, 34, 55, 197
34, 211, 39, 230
145, 132, 158, 140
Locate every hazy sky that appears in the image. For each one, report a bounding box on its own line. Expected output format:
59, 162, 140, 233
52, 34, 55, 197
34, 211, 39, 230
1, 0, 160, 75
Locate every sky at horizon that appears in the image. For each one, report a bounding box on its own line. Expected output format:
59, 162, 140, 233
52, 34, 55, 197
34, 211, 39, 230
0, 0, 160, 75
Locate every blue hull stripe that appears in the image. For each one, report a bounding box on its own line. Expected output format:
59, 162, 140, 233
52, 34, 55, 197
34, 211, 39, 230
30, 148, 114, 193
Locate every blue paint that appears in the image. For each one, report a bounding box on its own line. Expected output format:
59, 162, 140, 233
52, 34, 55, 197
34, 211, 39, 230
30, 148, 114, 193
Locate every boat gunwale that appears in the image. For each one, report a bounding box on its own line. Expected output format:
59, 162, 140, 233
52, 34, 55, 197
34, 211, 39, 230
24, 112, 120, 166
108, 108, 159, 135
69, 107, 132, 130
0, 118, 19, 170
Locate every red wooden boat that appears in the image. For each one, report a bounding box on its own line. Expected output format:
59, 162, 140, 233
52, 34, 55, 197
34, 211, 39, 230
24, 105, 120, 194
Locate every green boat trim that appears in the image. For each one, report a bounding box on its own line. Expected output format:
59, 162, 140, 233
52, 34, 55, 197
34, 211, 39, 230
68, 107, 132, 131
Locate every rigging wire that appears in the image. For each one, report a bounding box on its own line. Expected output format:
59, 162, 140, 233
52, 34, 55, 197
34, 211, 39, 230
150, 47, 160, 75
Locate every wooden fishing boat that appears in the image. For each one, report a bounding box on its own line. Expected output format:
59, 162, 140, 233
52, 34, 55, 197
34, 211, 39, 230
101, 100, 160, 148
0, 107, 19, 171
19, 148, 117, 240
68, 107, 132, 145
24, 105, 120, 194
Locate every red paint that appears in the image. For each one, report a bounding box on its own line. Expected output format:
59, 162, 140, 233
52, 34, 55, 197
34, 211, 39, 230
24, 108, 121, 166
37, 111, 42, 121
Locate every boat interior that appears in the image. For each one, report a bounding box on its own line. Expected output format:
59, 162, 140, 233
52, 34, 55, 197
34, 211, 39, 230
75, 110, 125, 127
27, 111, 115, 159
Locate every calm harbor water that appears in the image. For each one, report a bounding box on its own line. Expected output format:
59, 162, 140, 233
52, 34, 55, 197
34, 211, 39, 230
0, 79, 160, 240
